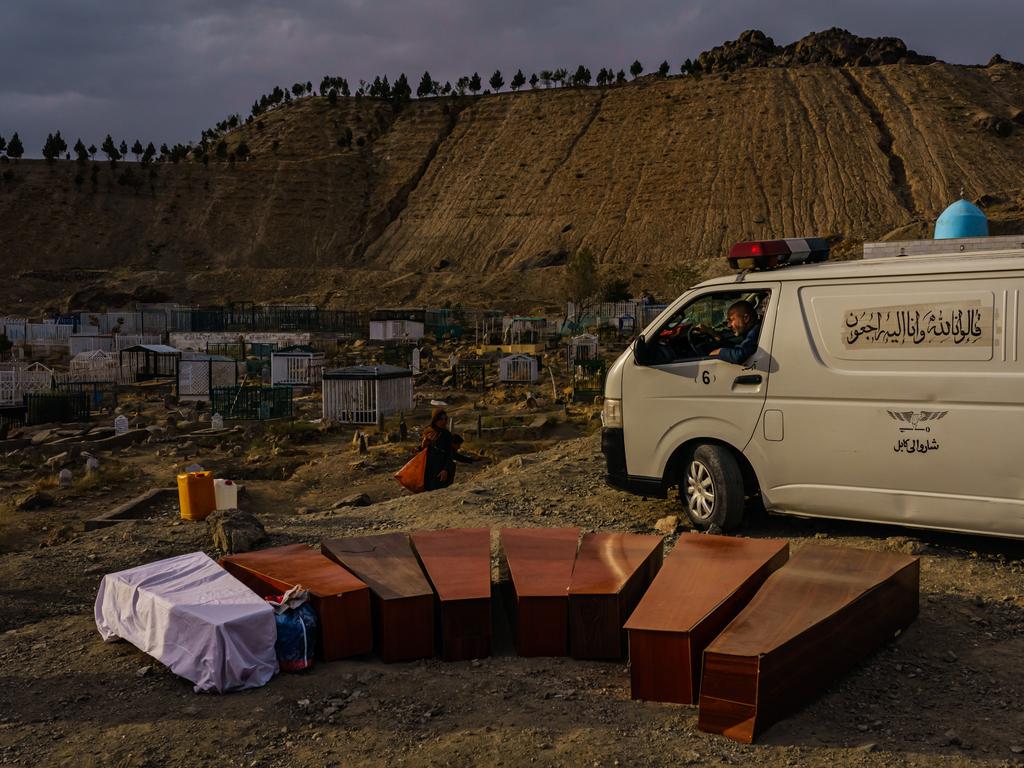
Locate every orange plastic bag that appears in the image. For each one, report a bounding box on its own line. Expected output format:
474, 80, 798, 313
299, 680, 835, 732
394, 449, 428, 494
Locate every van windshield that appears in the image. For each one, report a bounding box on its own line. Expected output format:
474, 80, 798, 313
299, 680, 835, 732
650, 290, 770, 364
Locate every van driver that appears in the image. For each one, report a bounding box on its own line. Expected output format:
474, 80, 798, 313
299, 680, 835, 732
702, 300, 760, 364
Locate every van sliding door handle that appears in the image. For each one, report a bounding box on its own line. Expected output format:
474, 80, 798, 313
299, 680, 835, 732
733, 374, 763, 385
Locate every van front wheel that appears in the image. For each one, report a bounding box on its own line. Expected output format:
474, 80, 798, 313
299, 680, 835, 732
680, 445, 745, 532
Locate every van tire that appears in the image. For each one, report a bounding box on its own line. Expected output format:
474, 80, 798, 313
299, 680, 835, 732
680, 444, 745, 532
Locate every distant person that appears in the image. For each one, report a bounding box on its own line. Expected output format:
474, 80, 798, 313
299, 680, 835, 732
706, 301, 761, 365
420, 408, 461, 491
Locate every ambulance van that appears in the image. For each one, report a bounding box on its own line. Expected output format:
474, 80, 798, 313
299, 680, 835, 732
601, 237, 1024, 539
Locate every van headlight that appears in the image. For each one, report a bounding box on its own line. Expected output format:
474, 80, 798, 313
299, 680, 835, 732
601, 398, 623, 429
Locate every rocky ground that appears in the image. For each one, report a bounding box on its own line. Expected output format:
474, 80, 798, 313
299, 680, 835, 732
1, 388, 1023, 767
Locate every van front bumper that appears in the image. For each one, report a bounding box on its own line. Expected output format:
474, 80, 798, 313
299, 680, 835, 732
601, 428, 666, 498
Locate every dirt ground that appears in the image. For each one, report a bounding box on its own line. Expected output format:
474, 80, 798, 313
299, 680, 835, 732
1, 389, 1023, 768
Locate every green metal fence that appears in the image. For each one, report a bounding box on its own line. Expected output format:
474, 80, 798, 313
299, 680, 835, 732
24, 391, 91, 425
211, 385, 293, 421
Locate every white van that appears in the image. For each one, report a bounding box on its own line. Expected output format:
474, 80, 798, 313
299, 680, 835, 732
602, 238, 1024, 539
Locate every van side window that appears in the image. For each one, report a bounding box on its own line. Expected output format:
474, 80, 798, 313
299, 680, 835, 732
649, 290, 770, 364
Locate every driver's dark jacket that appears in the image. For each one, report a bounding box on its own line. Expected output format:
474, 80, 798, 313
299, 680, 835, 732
716, 324, 760, 364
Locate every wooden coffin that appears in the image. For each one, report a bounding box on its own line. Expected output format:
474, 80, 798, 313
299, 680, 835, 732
625, 534, 789, 704
499, 527, 580, 657
321, 533, 435, 663
698, 544, 919, 743
410, 528, 492, 661
220, 543, 372, 661
568, 532, 663, 659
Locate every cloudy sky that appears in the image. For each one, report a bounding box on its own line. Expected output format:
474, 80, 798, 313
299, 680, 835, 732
3, 0, 1023, 156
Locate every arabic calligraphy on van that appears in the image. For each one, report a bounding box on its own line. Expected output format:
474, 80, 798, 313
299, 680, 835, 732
844, 301, 992, 348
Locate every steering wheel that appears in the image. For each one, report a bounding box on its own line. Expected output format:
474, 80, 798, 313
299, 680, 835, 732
687, 325, 719, 356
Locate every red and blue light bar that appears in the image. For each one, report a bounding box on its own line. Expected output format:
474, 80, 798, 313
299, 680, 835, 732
728, 237, 830, 271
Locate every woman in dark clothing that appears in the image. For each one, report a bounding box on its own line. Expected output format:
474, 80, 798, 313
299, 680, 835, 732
421, 408, 476, 490
421, 408, 456, 491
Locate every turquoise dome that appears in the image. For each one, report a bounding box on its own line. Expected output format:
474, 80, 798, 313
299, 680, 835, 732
934, 198, 988, 239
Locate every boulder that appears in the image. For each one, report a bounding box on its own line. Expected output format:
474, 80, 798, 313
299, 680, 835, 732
207, 509, 267, 554
654, 515, 680, 535
16, 491, 55, 511
332, 493, 372, 509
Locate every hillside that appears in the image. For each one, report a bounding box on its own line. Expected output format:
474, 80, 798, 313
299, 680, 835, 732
3, 30, 1024, 312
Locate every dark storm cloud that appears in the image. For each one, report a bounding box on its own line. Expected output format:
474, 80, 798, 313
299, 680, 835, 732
2, 0, 1022, 156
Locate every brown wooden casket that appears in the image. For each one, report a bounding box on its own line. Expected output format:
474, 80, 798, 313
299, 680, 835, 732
410, 528, 492, 661
625, 533, 789, 704
321, 533, 435, 662
220, 543, 372, 661
568, 532, 663, 659
698, 544, 919, 743
499, 527, 580, 657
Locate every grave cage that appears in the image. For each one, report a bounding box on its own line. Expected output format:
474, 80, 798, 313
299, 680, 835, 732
119, 344, 181, 383
0, 362, 54, 405
369, 317, 426, 344
270, 346, 324, 387
499, 354, 540, 384
210, 385, 294, 421
68, 350, 121, 383
572, 359, 607, 403
567, 333, 599, 367
455, 359, 488, 392
177, 354, 239, 402
502, 316, 548, 345
322, 365, 414, 425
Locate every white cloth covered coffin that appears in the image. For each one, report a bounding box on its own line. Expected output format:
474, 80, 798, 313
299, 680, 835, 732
95, 551, 279, 693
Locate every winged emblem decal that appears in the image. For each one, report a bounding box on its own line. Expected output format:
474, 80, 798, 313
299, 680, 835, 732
887, 410, 947, 432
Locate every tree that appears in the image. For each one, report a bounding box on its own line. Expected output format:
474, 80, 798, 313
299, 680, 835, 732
88, 143, 97, 159
552, 67, 568, 87
529, 72, 539, 89
680, 58, 693, 75
392, 73, 412, 107
340, 78, 350, 97
118, 139, 128, 157
142, 142, 156, 164
215, 140, 228, 159
600, 276, 632, 302
159, 143, 169, 161
41, 130, 68, 163
595, 68, 609, 87
540, 69, 552, 88
417, 71, 434, 99
327, 87, 338, 105
73, 138, 88, 165
0, 135, 5, 155
292, 82, 304, 98
235, 141, 250, 160
455, 76, 469, 95
510, 69, 526, 91
131, 139, 143, 161
306, 81, 313, 95
571, 65, 592, 87
658, 60, 670, 77
441, 81, 452, 95
616, 69, 627, 85
42, 133, 59, 163
100, 134, 120, 165
565, 246, 599, 327
489, 69, 504, 92
630, 59, 643, 79
469, 72, 481, 94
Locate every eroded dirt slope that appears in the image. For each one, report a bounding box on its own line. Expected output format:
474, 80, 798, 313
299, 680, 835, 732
3, 60, 1024, 311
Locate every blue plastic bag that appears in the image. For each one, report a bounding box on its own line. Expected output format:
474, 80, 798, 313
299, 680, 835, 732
265, 592, 318, 672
